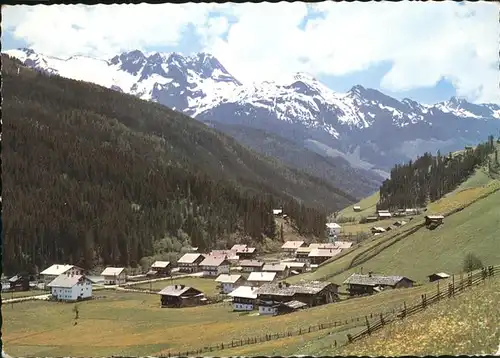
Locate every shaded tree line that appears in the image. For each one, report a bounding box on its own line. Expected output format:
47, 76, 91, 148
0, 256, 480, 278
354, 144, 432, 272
377, 136, 496, 210
2, 55, 333, 275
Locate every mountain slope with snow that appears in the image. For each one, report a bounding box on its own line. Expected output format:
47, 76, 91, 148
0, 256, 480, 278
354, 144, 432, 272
6, 48, 500, 173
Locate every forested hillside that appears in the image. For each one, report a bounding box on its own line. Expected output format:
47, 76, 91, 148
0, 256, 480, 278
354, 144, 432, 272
377, 136, 498, 210
1, 55, 354, 275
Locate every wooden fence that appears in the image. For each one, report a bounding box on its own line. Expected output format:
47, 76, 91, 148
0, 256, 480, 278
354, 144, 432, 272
345, 265, 498, 345
160, 305, 400, 357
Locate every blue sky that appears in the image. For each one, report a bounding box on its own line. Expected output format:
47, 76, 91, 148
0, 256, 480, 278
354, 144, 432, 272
2, 2, 497, 104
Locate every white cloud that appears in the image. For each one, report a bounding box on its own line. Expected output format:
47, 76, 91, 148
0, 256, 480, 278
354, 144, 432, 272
3, 2, 499, 103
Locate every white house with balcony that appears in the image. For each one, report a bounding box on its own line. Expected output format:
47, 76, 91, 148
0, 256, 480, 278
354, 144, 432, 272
47, 273, 93, 301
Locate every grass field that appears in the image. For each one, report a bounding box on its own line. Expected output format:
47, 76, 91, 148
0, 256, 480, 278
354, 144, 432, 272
3, 279, 453, 357
132, 277, 220, 297
3, 289, 48, 299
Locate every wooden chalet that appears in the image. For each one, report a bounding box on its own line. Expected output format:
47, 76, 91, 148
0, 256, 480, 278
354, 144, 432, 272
177, 253, 205, 273
239, 260, 264, 273
262, 263, 289, 279
8, 274, 30, 291
147, 261, 171, 277
308, 248, 342, 265
230, 244, 256, 259
200, 256, 231, 277
295, 247, 312, 263
256, 281, 339, 315
228, 286, 258, 311
343, 273, 415, 296
353, 206, 361, 212
247, 271, 277, 287
428, 272, 450, 282
215, 274, 245, 294
285, 262, 307, 274
425, 215, 444, 226
281, 241, 307, 254
159, 285, 206, 308
365, 216, 378, 223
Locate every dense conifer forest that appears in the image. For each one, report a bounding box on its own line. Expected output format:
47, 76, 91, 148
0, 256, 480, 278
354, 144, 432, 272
377, 136, 498, 210
2, 55, 355, 275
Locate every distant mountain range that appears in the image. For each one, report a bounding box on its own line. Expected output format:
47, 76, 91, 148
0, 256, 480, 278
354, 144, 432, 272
7, 48, 500, 189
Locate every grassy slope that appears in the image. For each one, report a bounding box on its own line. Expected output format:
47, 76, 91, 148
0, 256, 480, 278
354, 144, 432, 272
227, 274, 500, 356
335, 191, 380, 220
2, 281, 453, 356
287, 150, 500, 286
336, 274, 500, 356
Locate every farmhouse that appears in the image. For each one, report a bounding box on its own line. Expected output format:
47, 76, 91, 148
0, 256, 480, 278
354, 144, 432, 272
159, 285, 206, 308
405, 208, 418, 215
281, 241, 306, 254
215, 274, 245, 294
278, 300, 308, 314
228, 285, 258, 311
40, 264, 84, 287
425, 215, 444, 226
239, 260, 264, 273
295, 247, 312, 263
199, 256, 231, 277
353, 206, 361, 212
428, 272, 450, 282
308, 248, 342, 265
8, 274, 30, 291
378, 212, 392, 219
285, 262, 307, 274
101, 267, 126, 285
147, 261, 171, 277
247, 271, 277, 287
343, 273, 415, 296
178, 253, 205, 273
256, 281, 339, 316
262, 263, 289, 279
48, 274, 93, 302
366, 216, 378, 223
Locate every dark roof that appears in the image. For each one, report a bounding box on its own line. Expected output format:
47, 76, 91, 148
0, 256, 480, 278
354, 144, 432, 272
256, 281, 336, 296
159, 285, 202, 297
343, 274, 414, 287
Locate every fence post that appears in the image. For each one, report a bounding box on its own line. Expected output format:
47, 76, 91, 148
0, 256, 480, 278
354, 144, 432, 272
452, 274, 455, 295
365, 315, 371, 335
380, 313, 385, 326
347, 334, 353, 343
402, 301, 407, 319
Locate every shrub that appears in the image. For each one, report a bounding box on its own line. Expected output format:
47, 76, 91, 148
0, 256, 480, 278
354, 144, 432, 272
462, 252, 483, 273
